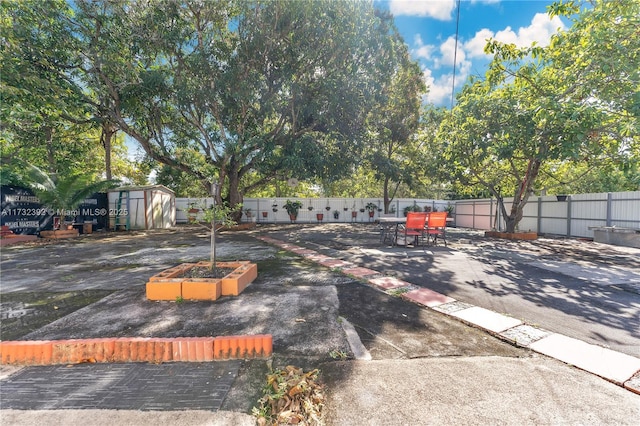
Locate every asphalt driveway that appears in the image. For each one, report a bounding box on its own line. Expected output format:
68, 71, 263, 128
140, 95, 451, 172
1, 224, 638, 424
263, 223, 640, 358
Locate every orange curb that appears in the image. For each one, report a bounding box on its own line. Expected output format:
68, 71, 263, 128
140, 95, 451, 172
485, 231, 538, 240
39, 229, 79, 239
0, 335, 273, 366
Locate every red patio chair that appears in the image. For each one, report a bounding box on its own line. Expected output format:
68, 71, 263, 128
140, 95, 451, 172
402, 212, 428, 246
425, 212, 448, 246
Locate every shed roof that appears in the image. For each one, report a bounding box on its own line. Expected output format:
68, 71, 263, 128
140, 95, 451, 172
109, 185, 175, 195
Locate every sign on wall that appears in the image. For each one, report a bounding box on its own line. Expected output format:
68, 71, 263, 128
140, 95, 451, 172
1, 186, 108, 235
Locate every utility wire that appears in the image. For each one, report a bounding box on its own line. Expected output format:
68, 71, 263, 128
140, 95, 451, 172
451, 0, 461, 109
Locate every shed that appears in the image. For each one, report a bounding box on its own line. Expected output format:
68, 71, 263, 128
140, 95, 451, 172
107, 185, 175, 230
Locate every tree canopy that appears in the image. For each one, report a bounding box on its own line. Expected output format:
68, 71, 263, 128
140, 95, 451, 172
435, 0, 639, 232
7, 0, 409, 219
2, 0, 637, 218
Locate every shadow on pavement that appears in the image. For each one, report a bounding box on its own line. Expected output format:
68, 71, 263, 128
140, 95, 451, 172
1, 224, 638, 421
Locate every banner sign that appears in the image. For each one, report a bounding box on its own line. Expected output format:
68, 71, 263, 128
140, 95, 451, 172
1, 186, 108, 235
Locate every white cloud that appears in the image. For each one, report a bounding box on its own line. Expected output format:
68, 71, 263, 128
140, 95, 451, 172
461, 13, 566, 60
439, 35, 466, 68
464, 28, 495, 58
414, 44, 436, 60
412, 34, 436, 60
389, 0, 455, 21
418, 33, 470, 105
493, 13, 565, 47
422, 68, 453, 106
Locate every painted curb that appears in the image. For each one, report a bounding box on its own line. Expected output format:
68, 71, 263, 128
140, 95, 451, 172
0, 335, 272, 366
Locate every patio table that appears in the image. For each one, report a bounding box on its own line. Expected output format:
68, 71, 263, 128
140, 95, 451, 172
377, 217, 406, 246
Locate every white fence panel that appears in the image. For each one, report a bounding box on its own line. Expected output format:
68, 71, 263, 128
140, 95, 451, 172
454, 199, 494, 230
519, 197, 539, 232
569, 193, 608, 237
539, 197, 569, 236
175, 197, 213, 223
174, 191, 639, 241
611, 191, 640, 229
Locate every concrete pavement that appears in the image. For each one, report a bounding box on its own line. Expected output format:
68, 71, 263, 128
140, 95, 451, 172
323, 357, 640, 425
266, 224, 640, 357
257, 232, 640, 392
1, 224, 639, 425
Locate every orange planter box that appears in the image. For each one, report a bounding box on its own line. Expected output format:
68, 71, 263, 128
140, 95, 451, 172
40, 229, 79, 239
221, 263, 258, 296
146, 262, 257, 301
182, 279, 222, 301
146, 281, 182, 300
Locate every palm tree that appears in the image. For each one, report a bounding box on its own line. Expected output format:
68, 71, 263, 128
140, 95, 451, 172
24, 164, 118, 229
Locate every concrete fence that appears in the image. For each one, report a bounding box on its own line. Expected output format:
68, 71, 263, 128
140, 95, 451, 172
175, 197, 452, 224
175, 191, 639, 240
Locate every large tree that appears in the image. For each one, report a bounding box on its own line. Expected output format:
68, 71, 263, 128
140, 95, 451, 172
52, 0, 402, 219
365, 39, 426, 213
1, 0, 141, 183
438, 0, 639, 232
1, 0, 87, 175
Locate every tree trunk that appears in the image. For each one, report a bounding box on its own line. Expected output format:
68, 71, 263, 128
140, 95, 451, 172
100, 123, 116, 181
382, 177, 400, 214
226, 168, 243, 223
499, 159, 541, 233
504, 212, 520, 233
383, 177, 390, 213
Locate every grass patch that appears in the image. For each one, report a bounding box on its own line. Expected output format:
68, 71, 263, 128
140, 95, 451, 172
386, 287, 410, 297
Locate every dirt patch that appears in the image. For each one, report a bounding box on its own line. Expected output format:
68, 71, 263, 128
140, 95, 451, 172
0, 290, 114, 341
337, 283, 525, 359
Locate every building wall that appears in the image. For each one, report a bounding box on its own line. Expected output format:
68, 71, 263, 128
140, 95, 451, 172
108, 186, 175, 230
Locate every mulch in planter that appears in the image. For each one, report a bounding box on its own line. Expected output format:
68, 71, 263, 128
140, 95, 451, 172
180, 266, 235, 279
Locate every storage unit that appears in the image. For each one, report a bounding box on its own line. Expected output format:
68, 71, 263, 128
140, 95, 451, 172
108, 185, 176, 230
591, 226, 640, 248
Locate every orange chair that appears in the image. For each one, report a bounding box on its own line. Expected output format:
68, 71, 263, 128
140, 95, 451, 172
402, 212, 428, 246
425, 212, 448, 246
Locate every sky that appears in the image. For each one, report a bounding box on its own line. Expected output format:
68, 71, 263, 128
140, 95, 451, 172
377, 0, 568, 108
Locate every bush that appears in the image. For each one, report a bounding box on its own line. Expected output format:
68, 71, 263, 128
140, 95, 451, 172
403, 203, 422, 216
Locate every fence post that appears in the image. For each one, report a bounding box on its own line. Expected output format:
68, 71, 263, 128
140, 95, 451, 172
537, 196, 542, 234
566, 196, 572, 237
474, 200, 478, 229
606, 192, 612, 226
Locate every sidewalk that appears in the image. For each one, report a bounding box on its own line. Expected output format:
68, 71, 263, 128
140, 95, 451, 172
323, 357, 640, 425
1, 225, 639, 424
